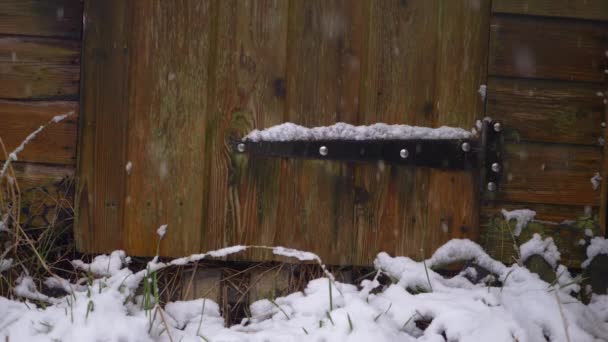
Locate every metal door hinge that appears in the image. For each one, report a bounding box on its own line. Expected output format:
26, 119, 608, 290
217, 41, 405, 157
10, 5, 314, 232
233, 120, 503, 191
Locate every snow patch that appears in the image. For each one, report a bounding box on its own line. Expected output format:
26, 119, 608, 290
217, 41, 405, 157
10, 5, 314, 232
501, 208, 536, 236
519, 233, 560, 268
244, 122, 472, 142
582, 236, 608, 268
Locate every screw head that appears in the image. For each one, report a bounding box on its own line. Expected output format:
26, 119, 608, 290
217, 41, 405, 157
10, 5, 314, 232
237, 143, 246, 153
491, 162, 501, 173
461, 142, 471, 152
319, 146, 328, 156
400, 148, 409, 159
487, 182, 497, 192
493, 122, 502, 132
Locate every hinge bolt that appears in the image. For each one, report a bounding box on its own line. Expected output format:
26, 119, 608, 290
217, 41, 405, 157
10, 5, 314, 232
487, 182, 497, 192
493, 122, 502, 132
237, 143, 246, 153
491, 162, 501, 173
319, 146, 328, 156
400, 148, 409, 159
461, 142, 471, 152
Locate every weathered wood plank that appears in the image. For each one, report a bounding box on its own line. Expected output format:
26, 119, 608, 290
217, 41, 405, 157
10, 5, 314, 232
488, 143, 602, 206
275, 0, 364, 264
0, 100, 77, 165
493, 0, 608, 22
0, 0, 82, 38
122, 0, 213, 256
427, 0, 490, 253
482, 201, 598, 224
489, 15, 608, 82
202, 0, 289, 260
354, 0, 437, 264
487, 77, 605, 145
5, 162, 74, 230
0, 36, 80, 99
12, 161, 74, 192
75, 0, 132, 253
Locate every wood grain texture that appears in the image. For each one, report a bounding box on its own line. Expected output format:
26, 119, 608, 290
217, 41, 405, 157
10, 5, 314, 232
482, 201, 598, 224
12, 161, 74, 192
0, 0, 82, 38
122, 1, 212, 256
275, 0, 364, 264
487, 77, 605, 145
427, 0, 490, 254
489, 15, 608, 82
354, 0, 437, 264
488, 142, 602, 206
492, 0, 608, 21
202, 0, 289, 260
0, 36, 80, 99
75, 0, 132, 252
0, 100, 77, 165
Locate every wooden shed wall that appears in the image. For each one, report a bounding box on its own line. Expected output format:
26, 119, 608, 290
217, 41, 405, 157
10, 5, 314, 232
481, 1, 608, 266
2, 1, 606, 268
0, 1, 82, 228
76, 0, 489, 265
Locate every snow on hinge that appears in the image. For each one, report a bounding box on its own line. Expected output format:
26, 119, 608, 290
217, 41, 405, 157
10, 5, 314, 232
235, 122, 482, 171
243, 122, 473, 142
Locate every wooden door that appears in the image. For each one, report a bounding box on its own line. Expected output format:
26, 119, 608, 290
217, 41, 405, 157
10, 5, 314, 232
76, 0, 490, 265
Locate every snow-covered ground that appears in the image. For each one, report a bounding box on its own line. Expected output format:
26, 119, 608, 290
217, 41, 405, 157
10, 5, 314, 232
1, 239, 607, 342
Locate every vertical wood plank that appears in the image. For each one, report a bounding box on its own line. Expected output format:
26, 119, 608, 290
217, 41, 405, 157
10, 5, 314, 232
354, 0, 439, 264
427, 0, 490, 252
273, 0, 365, 264
122, 1, 212, 256
202, 0, 289, 258
75, 0, 132, 252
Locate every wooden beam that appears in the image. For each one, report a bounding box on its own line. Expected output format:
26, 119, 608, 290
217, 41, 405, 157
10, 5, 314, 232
493, 0, 608, 22
0, 36, 80, 99
489, 15, 608, 82
487, 77, 605, 146
0, 100, 77, 165
0, 0, 82, 39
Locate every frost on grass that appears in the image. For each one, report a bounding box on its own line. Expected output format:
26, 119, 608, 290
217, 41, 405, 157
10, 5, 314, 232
1, 240, 608, 341
501, 208, 536, 236
582, 236, 608, 268
519, 233, 560, 268
244, 122, 472, 142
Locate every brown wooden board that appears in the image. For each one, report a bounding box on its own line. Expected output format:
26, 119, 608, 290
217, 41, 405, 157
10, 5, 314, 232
354, 0, 438, 264
76, 0, 133, 252
489, 15, 608, 82
486, 142, 602, 206
487, 77, 605, 146
0, 36, 80, 99
271, 0, 364, 265
77, 0, 489, 264
0, 100, 77, 165
201, 0, 289, 260
121, 1, 213, 256
492, 0, 608, 22
0, 0, 82, 39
